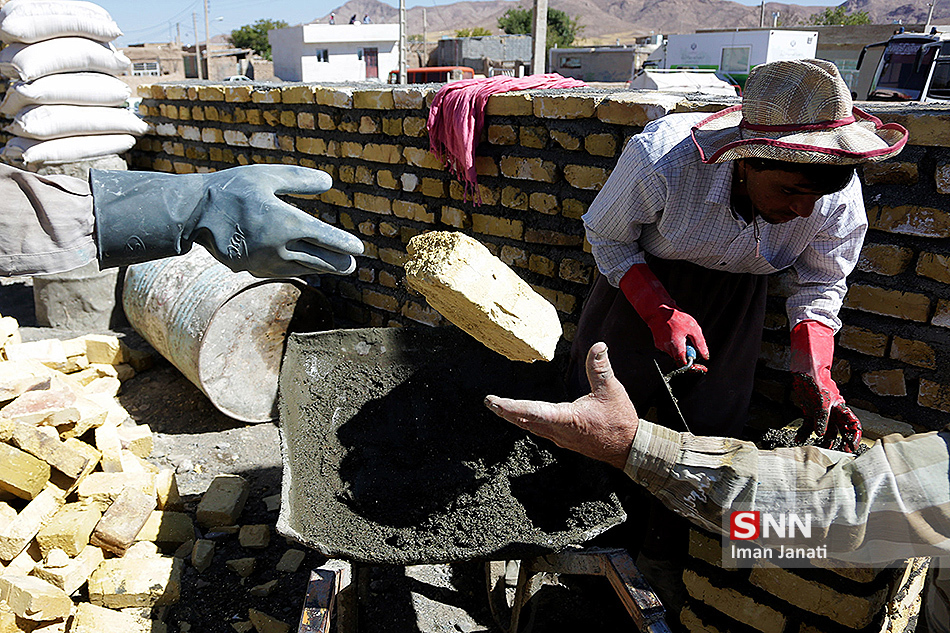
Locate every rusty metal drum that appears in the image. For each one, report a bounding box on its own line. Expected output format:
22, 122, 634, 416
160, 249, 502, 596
123, 247, 320, 423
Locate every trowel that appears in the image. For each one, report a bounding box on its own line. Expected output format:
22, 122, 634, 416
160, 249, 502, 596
654, 344, 696, 434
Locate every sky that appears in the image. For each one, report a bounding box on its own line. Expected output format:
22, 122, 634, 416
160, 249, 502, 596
98, 0, 844, 47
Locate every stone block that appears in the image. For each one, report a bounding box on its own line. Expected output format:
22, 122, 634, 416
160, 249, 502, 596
838, 325, 888, 357
70, 601, 159, 633
472, 214, 523, 240
33, 543, 105, 596
404, 232, 561, 363
94, 425, 123, 473
868, 204, 950, 238
155, 469, 183, 511
843, 284, 930, 322
238, 524, 270, 549
135, 511, 194, 544
890, 337, 936, 368
9, 421, 96, 479
0, 575, 72, 621
683, 568, 786, 632
191, 539, 214, 573
36, 503, 102, 557
563, 164, 609, 190
276, 549, 306, 573
917, 252, 950, 285
248, 609, 289, 633
116, 424, 153, 459
196, 475, 249, 528
750, 561, 888, 628
90, 487, 157, 555
0, 443, 50, 500
0, 359, 56, 403
3, 339, 68, 372
0, 387, 79, 429
88, 556, 183, 608
856, 243, 914, 276
82, 335, 129, 365
76, 471, 155, 512
226, 557, 256, 577
919, 379, 950, 414
498, 156, 557, 182
861, 369, 907, 397
595, 92, 682, 126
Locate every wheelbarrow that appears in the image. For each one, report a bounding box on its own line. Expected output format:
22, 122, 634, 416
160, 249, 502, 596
276, 326, 671, 632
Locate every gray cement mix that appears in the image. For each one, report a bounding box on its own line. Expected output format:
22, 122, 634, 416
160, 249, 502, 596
277, 326, 627, 565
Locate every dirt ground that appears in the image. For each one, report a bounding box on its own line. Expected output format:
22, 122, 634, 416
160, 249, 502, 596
3, 276, 649, 633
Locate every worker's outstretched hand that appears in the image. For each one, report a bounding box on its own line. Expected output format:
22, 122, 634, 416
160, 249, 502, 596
484, 342, 640, 469
790, 320, 862, 452
91, 165, 364, 278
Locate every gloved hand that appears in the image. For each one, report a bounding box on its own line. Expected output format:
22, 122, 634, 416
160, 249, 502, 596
90, 165, 364, 278
790, 320, 862, 452
619, 263, 709, 368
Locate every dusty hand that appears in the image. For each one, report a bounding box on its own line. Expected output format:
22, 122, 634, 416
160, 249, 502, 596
484, 342, 640, 469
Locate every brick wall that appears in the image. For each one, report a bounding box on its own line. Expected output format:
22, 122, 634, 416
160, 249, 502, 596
130, 82, 950, 432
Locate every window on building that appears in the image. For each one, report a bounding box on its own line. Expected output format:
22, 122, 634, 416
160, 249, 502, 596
132, 61, 160, 76
315, 49, 329, 62
559, 56, 581, 69
720, 47, 750, 74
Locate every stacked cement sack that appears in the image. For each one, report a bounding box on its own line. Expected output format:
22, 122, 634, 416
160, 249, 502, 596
0, 0, 147, 167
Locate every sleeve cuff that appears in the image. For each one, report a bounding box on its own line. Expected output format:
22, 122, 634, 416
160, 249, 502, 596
623, 420, 683, 493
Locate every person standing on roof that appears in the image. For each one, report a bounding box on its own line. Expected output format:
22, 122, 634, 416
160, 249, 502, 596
362, 14, 372, 23
349, 14, 358, 24
329, 12, 335, 24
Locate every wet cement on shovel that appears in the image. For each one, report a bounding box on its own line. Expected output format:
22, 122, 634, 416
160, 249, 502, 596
277, 326, 626, 565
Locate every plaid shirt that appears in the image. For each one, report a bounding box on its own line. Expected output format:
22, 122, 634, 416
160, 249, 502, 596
626, 420, 950, 563
583, 113, 868, 332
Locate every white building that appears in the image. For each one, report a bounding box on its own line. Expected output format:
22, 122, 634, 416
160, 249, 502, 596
268, 23, 400, 82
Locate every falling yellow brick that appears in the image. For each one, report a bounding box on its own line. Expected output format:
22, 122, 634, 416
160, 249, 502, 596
404, 232, 561, 362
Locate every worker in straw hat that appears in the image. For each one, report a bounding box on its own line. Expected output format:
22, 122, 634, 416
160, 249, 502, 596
558, 58, 908, 614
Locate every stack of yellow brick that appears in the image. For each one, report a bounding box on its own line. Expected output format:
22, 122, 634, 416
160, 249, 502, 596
0, 316, 182, 632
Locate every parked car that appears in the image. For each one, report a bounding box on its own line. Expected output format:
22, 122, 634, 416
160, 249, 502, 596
223, 75, 252, 82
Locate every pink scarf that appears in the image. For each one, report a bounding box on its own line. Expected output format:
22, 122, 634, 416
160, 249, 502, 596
427, 73, 587, 203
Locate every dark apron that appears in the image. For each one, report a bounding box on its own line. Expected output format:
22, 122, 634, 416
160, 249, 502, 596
567, 255, 768, 439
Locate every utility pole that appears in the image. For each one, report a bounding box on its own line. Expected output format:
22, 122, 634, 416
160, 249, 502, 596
531, 0, 547, 75
193, 12, 203, 79
759, 1, 765, 28
203, 0, 212, 80
423, 8, 427, 62
399, 0, 407, 84
926, 1, 937, 32
176, 22, 181, 46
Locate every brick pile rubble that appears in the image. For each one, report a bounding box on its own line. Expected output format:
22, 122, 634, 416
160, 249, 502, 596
0, 314, 302, 633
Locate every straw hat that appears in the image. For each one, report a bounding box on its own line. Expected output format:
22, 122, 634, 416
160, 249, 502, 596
691, 59, 908, 165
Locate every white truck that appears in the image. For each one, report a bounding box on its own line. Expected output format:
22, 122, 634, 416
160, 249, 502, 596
637, 29, 819, 89
853, 27, 950, 102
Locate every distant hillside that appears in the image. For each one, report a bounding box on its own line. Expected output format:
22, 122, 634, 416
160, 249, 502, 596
309, 0, 939, 44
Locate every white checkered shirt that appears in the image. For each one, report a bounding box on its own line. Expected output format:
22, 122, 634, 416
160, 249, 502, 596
583, 113, 868, 332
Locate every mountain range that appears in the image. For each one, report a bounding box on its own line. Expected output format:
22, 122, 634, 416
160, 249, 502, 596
317, 0, 945, 43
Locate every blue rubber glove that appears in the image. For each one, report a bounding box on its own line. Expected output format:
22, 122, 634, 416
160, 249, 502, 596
90, 165, 363, 278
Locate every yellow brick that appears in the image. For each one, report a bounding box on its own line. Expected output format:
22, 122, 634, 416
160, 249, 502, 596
472, 214, 523, 239
683, 568, 786, 632
868, 204, 950, 238
404, 147, 443, 170
534, 93, 599, 119
585, 133, 617, 157
596, 92, 682, 126
890, 337, 936, 368
401, 301, 443, 326
317, 113, 337, 130
528, 254, 555, 277
354, 192, 392, 215
363, 290, 399, 312
0, 444, 50, 500
339, 118, 358, 132
839, 325, 888, 357
519, 125, 548, 148
297, 112, 315, 129
393, 86, 428, 109
165, 85, 187, 100
36, 503, 102, 556
500, 245, 528, 268
487, 125, 517, 145
440, 206, 470, 229
281, 85, 315, 104
551, 129, 581, 150
421, 177, 446, 198
562, 198, 587, 219
362, 143, 404, 164
474, 156, 498, 176
844, 284, 930, 322
564, 164, 609, 190
935, 298, 950, 328
354, 90, 394, 109
856, 243, 914, 276
499, 157, 557, 182
382, 117, 403, 135
919, 378, 950, 413
403, 116, 427, 137
354, 165, 375, 185
501, 186, 528, 210
878, 111, 950, 146
377, 170, 399, 189
196, 85, 225, 101
485, 92, 533, 116
315, 87, 353, 108
862, 161, 919, 185
321, 188, 351, 208
190, 105, 204, 121
917, 252, 950, 284
263, 110, 280, 126
251, 88, 281, 103
751, 561, 887, 629
862, 369, 906, 396
529, 192, 558, 215
279, 110, 296, 127
225, 85, 252, 102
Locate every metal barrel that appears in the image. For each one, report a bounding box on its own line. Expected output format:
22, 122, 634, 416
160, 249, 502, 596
123, 247, 307, 423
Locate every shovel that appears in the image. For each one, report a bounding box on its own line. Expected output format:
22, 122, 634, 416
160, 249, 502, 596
654, 344, 697, 434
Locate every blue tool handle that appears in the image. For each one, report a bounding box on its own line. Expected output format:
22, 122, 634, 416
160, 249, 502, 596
686, 344, 697, 362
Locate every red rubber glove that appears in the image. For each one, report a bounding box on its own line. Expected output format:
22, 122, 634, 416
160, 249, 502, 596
619, 263, 709, 367
790, 320, 862, 452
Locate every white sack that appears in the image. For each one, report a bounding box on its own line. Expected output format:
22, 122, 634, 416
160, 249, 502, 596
6, 104, 148, 140
0, 38, 131, 81
0, 73, 132, 116
0, 0, 122, 43
2, 134, 136, 165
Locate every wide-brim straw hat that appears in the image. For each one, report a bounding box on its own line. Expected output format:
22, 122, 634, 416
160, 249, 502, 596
691, 59, 908, 165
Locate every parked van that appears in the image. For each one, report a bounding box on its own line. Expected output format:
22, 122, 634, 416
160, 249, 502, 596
387, 66, 475, 84
853, 27, 950, 102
